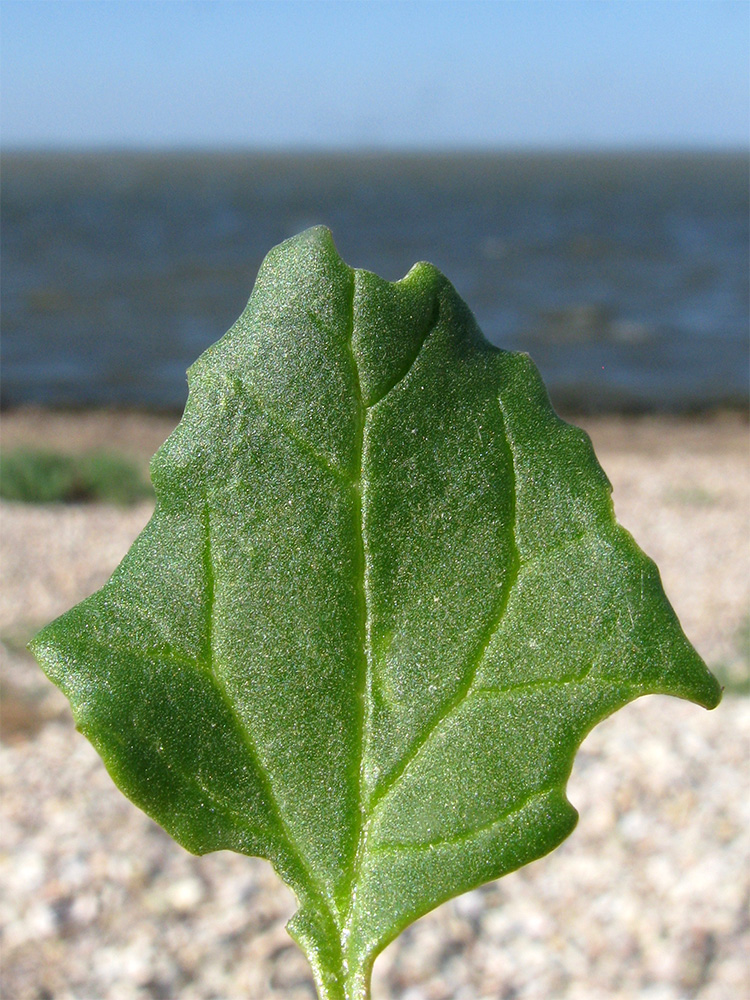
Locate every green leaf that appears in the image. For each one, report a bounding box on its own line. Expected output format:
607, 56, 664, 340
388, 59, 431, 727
31, 227, 721, 1000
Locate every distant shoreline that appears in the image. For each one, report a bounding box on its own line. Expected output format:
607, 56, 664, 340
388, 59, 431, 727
2, 407, 747, 473
3, 147, 748, 160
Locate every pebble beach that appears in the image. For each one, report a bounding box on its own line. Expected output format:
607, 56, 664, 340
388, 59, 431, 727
1, 409, 748, 1000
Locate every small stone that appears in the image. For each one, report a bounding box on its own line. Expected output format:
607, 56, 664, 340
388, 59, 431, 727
164, 877, 204, 913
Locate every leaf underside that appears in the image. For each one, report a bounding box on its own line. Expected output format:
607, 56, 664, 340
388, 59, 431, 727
32, 227, 720, 1000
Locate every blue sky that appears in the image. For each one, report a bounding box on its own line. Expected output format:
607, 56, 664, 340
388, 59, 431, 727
2, 0, 748, 149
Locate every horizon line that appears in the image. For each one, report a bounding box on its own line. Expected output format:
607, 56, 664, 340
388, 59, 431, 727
3, 142, 748, 157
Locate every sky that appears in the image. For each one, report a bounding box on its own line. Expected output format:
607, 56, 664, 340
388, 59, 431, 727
1, 0, 748, 150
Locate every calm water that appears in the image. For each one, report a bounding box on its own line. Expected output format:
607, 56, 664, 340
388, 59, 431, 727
2, 151, 748, 411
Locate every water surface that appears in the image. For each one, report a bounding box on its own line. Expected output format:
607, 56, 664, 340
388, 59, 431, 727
2, 151, 747, 411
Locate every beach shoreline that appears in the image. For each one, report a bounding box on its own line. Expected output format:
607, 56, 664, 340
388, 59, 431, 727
2, 405, 748, 462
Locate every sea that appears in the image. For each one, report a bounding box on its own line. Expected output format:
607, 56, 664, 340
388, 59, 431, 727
1, 150, 748, 413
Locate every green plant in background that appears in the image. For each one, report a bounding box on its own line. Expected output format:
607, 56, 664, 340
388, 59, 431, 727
712, 615, 750, 696
0, 448, 152, 505
31, 228, 721, 1000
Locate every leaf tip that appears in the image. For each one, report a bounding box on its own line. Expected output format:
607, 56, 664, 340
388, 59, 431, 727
694, 670, 723, 711
28, 621, 70, 688
646, 639, 723, 712
287, 222, 340, 255
27, 623, 52, 670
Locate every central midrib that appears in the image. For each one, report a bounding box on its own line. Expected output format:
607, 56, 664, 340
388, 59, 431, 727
340, 274, 444, 967
341, 269, 371, 952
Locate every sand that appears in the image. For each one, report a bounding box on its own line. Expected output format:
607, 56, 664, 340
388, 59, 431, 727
1, 408, 748, 1000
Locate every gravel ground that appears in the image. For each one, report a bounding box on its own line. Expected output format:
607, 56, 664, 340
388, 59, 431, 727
1, 411, 748, 1000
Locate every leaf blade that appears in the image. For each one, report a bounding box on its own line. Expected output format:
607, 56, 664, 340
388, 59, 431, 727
31, 226, 721, 1000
